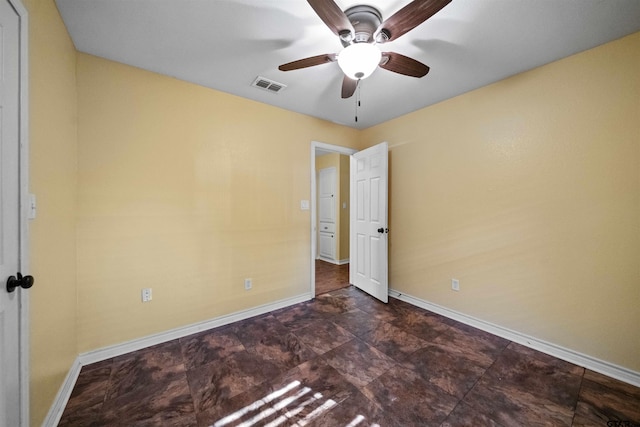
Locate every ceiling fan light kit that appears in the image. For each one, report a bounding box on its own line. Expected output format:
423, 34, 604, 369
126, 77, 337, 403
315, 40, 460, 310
279, 0, 452, 99
337, 43, 382, 80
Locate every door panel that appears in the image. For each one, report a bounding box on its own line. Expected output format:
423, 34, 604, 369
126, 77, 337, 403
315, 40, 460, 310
350, 142, 388, 303
356, 180, 365, 220
318, 232, 335, 260
370, 236, 381, 284
356, 234, 365, 276
370, 177, 380, 222
318, 198, 334, 223
318, 167, 336, 223
0, 0, 22, 425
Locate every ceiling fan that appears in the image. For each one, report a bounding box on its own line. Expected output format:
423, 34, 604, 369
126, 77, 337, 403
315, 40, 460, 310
278, 0, 452, 98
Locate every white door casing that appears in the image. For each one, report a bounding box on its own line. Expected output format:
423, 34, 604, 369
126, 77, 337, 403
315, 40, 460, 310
350, 142, 389, 303
0, 0, 29, 425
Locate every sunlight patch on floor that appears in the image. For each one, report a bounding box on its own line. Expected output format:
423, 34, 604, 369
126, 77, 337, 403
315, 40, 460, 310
212, 380, 346, 427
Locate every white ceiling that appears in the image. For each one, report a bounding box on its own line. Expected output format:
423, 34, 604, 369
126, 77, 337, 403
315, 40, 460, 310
56, 0, 640, 129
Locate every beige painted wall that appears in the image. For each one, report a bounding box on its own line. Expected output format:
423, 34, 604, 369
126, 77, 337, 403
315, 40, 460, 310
23, 0, 78, 424
76, 54, 359, 352
359, 32, 640, 371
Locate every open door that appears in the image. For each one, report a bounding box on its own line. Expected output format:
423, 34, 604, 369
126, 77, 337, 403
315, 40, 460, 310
1, 0, 29, 425
350, 142, 388, 303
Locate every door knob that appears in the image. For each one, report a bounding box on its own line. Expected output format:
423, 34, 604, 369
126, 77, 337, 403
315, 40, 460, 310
377, 228, 389, 234
6, 273, 35, 293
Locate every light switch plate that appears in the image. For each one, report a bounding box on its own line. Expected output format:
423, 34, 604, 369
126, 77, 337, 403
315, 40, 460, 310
300, 200, 310, 210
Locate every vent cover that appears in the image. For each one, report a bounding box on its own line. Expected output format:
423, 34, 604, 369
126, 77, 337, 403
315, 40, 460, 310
252, 76, 287, 94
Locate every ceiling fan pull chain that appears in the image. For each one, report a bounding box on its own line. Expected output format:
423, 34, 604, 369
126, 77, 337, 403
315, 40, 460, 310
355, 84, 360, 123
355, 80, 361, 123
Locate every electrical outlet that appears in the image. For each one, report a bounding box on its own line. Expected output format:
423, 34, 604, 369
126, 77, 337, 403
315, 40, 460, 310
244, 278, 252, 290
141, 288, 152, 302
451, 279, 460, 292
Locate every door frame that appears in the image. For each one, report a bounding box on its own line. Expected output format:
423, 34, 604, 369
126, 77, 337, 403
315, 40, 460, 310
310, 141, 356, 297
7, 0, 31, 423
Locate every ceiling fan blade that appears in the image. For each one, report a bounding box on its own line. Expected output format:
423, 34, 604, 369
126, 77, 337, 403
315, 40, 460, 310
376, 0, 451, 43
278, 54, 336, 71
341, 76, 358, 99
379, 52, 430, 77
307, 0, 354, 37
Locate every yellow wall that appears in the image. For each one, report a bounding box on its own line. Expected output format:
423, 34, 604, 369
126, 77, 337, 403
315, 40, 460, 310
359, 32, 640, 371
23, 0, 78, 424
76, 54, 359, 352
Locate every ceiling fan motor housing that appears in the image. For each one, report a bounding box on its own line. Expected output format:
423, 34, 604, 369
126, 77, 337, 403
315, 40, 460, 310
344, 5, 383, 44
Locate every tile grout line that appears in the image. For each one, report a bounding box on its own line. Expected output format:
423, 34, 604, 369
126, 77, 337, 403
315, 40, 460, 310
450, 338, 511, 426
570, 369, 587, 427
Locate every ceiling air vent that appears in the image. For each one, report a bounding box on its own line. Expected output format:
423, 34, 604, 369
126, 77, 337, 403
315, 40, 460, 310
252, 76, 286, 94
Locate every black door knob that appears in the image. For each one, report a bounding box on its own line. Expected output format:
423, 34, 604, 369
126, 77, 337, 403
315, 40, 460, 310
6, 273, 35, 293
377, 228, 384, 233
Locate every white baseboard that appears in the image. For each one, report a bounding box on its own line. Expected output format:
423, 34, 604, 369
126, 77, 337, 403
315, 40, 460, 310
79, 292, 312, 366
317, 257, 349, 265
389, 288, 640, 388
42, 292, 312, 427
41, 357, 82, 427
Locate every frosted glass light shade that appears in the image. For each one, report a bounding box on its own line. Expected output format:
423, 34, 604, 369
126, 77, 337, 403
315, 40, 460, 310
337, 43, 381, 80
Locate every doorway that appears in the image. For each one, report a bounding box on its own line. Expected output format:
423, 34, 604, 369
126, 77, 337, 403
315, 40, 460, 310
310, 141, 390, 302
310, 142, 356, 297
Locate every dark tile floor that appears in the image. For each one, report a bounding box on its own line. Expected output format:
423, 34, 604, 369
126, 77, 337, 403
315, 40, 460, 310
58, 286, 640, 427
315, 260, 349, 296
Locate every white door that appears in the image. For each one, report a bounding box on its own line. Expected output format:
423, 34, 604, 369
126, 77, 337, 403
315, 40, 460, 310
318, 167, 336, 223
0, 0, 24, 425
318, 232, 335, 260
350, 142, 388, 303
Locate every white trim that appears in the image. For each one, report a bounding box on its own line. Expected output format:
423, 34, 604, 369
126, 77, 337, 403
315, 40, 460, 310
41, 359, 82, 427
310, 141, 357, 298
42, 292, 312, 427
316, 257, 350, 266
8, 0, 31, 424
389, 288, 640, 388
80, 292, 312, 364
